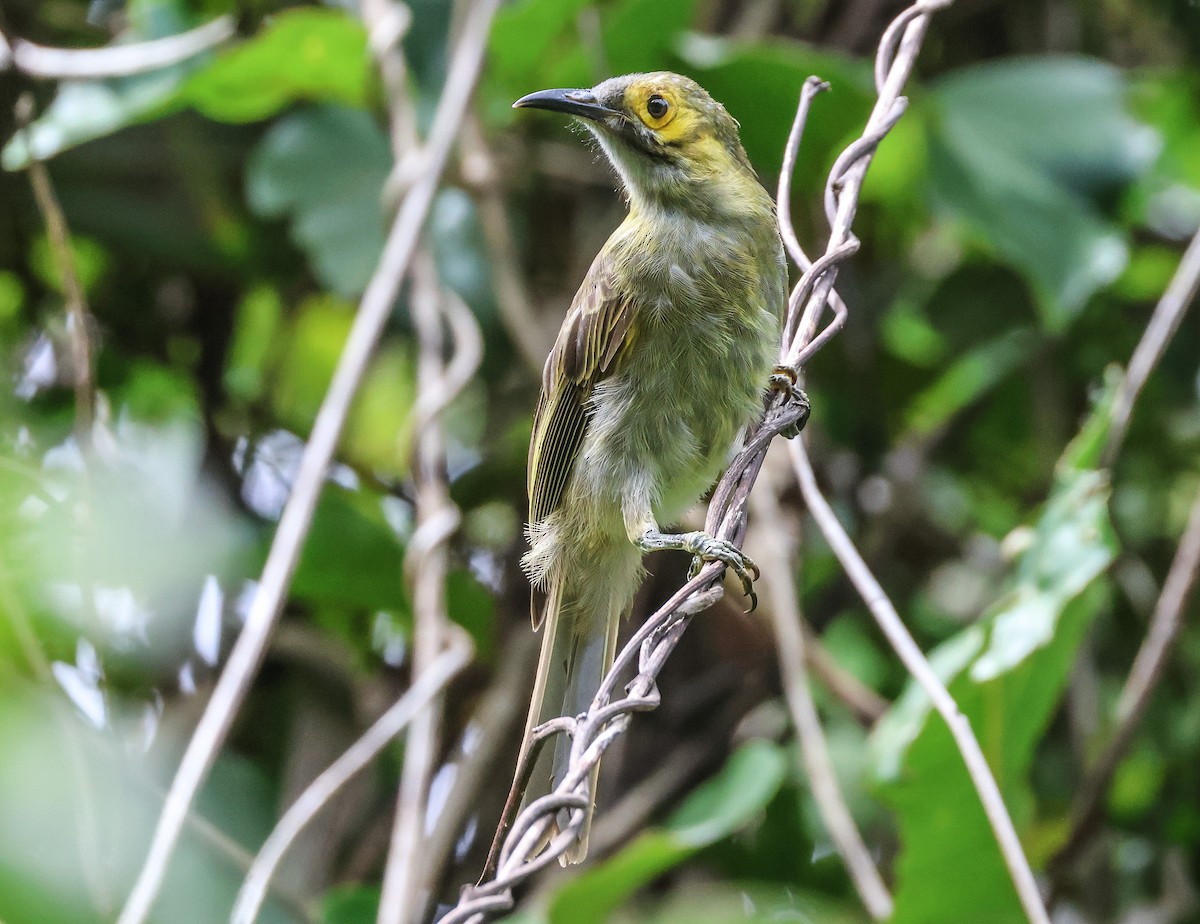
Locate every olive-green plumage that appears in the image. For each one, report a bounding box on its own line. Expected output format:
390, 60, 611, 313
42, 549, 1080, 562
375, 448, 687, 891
512, 72, 785, 862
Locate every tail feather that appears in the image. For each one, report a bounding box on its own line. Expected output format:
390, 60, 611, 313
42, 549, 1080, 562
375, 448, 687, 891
552, 607, 620, 863
516, 575, 622, 865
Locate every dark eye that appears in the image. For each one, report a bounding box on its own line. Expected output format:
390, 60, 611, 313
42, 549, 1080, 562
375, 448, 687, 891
647, 95, 669, 119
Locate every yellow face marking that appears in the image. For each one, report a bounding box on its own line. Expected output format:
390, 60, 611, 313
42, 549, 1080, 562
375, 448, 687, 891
624, 83, 695, 142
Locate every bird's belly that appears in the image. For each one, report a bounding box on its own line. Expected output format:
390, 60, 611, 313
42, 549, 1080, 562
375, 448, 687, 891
572, 304, 775, 530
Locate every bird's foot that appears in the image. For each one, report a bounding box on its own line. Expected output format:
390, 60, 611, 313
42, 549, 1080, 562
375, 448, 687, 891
769, 364, 810, 439
638, 528, 760, 610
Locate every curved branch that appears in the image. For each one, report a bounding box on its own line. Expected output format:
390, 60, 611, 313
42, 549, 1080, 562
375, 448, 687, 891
230, 637, 473, 924
3, 17, 235, 79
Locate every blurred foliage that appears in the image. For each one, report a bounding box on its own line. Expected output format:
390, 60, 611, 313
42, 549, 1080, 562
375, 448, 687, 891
1, 0, 1199, 922
872, 374, 1119, 923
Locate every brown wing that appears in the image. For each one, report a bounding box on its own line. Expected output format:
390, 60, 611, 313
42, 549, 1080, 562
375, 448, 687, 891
527, 252, 636, 529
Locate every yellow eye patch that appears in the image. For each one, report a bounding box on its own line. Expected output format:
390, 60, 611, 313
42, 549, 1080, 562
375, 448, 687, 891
628, 86, 677, 130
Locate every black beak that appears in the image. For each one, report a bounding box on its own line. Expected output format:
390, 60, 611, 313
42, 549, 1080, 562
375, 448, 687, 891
512, 88, 623, 123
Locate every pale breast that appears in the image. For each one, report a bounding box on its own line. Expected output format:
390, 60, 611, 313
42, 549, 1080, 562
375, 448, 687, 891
577, 218, 781, 523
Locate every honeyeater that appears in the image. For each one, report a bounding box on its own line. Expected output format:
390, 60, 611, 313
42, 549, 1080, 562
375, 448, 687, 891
512, 72, 786, 862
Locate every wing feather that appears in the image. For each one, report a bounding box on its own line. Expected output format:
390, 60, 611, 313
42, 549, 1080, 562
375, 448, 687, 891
527, 251, 636, 530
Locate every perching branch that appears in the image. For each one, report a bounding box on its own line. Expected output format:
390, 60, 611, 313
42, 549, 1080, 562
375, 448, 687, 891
777, 9, 1051, 914
448, 3, 952, 921
447, 383, 807, 924
114, 2, 501, 921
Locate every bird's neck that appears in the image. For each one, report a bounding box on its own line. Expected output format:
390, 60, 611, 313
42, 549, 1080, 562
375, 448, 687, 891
626, 169, 775, 230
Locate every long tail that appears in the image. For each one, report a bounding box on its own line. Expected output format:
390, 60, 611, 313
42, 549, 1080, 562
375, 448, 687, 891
513, 574, 622, 865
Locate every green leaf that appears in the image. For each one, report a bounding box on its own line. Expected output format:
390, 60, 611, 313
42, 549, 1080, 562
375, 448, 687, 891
0, 694, 294, 924
1107, 745, 1166, 821
268, 294, 356, 429
1056, 364, 1121, 475
603, 0, 697, 76
246, 106, 390, 297
29, 234, 110, 296
292, 486, 408, 613
224, 286, 285, 403
642, 884, 869, 924
322, 885, 380, 924
177, 9, 370, 123
880, 299, 949, 367
901, 330, 1035, 438
429, 189, 495, 319
664, 739, 787, 846
1127, 73, 1200, 237
487, 0, 593, 100
546, 741, 787, 924
929, 57, 1158, 328
344, 345, 417, 474
446, 569, 496, 660
870, 376, 1121, 924
548, 831, 690, 924
260, 292, 415, 474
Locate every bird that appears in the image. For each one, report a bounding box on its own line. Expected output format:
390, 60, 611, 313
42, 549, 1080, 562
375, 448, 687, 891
508, 71, 787, 864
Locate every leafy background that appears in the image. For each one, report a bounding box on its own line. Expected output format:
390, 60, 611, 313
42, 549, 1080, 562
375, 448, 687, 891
1, 0, 1199, 922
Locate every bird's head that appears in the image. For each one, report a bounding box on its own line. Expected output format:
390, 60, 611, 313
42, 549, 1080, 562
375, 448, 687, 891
514, 72, 764, 216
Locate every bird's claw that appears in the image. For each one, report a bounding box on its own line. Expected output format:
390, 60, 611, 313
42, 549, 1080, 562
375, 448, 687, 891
769, 364, 798, 393
682, 531, 759, 611
769, 365, 809, 440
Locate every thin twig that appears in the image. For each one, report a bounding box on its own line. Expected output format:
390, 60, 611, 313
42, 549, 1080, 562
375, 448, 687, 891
804, 623, 890, 725
789, 437, 1050, 924
1102, 228, 1200, 467
2, 16, 235, 79
784, 0, 952, 372
18, 95, 94, 448
114, 3, 501, 921
231, 637, 473, 924
365, 4, 488, 919
378, 252, 469, 924
423, 631, 539, 902
362, 0, 420, 174
776, 76, 846, 351
1053, 483, 1200, 871
750, 461, 893, 920
458, 113, 552, 371
17, 109, 107, 909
